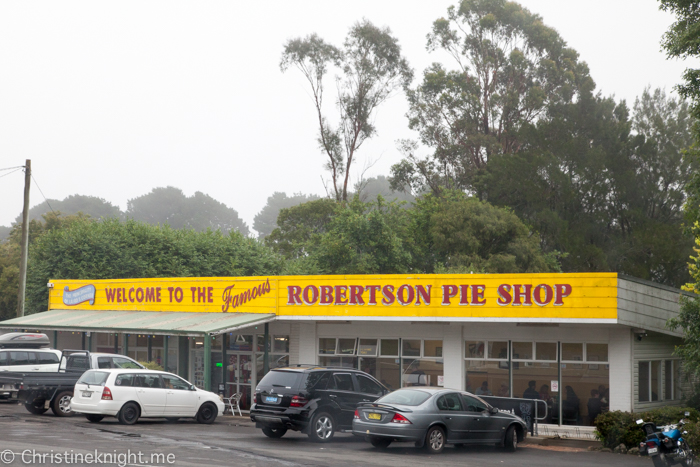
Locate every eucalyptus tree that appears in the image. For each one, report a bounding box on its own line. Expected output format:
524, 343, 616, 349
390, 0, 593, 195
281, 20, 413, 201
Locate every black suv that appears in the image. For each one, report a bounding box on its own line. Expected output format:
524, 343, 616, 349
250, 365, 389, 442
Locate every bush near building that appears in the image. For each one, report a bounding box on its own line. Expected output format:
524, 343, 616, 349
594, 407, 699, 449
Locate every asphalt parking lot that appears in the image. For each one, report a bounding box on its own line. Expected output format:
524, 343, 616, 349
0, 401, 647, 467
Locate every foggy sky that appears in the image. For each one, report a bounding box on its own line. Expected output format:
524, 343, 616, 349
0, 1, 694, 234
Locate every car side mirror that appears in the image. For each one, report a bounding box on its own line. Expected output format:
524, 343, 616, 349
190, 385, 196, 391
490, 407, 498, 414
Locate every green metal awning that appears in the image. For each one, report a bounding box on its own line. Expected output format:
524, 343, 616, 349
0, 309, 276, 336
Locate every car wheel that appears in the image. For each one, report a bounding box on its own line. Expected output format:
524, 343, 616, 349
51, 391, 74, 417
504, 425, 518, 452
262, 427, 287, 438
86, 414, 104, 423
308, 412, 335, 442
25, 400, 48, 415
370, 437, 392, 449
118, 402, 140, 425
424, 426, 445, 454
196, 403, 218, 424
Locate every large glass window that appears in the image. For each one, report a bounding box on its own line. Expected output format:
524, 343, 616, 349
638, 359, 679, 403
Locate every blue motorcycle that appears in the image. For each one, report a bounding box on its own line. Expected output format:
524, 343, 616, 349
637, 413, 694, 467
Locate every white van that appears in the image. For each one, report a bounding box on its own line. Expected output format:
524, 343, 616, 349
0, 349, 62, 373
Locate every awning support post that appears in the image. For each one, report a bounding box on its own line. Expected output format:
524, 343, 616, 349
204, 334, 212, 391
123, 334, 129, 357
263, 323, 270, 375
147, 335, 152, 362
53, 331, 58, 349
222, 334, 227, 392
114, 334, 118, 354
164, 336, 169, 372
87, 332, 92, 352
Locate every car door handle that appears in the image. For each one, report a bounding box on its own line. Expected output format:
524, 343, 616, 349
445, 417, 452, 420
329, 395, 337, 398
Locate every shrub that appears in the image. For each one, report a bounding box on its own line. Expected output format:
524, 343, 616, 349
594, 407, 699, 448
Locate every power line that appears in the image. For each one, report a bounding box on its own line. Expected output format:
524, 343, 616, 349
0, 165, 25, 172
31, 174, 56, 215
0, 167, 23, 179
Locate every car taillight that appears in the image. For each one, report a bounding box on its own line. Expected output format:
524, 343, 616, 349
390, 413, 412, 424
647, 441, 657, 447
290, 395, 308, 407
354, 410, 360, 420
101, 387, 113, 400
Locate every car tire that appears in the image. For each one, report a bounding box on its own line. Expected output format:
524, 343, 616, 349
25, 400, 48, 415
196, 403, 218, 424
86, 414, 104, 423
370, 437, 392, 449
118, 402, 140, 425
51, 391, 74, 417
504, 425, 518, 452
308, 412, 335, 442
262, 427, 287, 438
424, 426, 445, 454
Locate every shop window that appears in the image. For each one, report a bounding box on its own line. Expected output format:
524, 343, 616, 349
228, 335, 253, 351
319, 338, 336, 355
586, 343, 608, 363
488, 341, 508, 360
639, 361, 650, 402
536, 342, 557, 361
665, 360, 674, 400
319, 356, 357, 368
512, 342, 533, 360
273, 336, 289, 353
465, 360, 509, 397
402, 358, 443, 387
559, 363, 610, 426
358, 339, 378, 357
380, 339, 399, 357
465, 341, 485, 359
651, 361, 661, 401
337, 338, 356, 355
561, 343, 583, 362
402, 339, 421, 357
424, 340, 443, 358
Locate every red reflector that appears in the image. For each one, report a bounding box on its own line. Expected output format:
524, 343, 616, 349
391, 413, 412, 424
101, 387, 113, 400
646, 441, 657, 447
354, 410, 360, 420
290, 395, 308, 407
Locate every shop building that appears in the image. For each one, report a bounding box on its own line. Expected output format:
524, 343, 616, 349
0, 273, 689, 426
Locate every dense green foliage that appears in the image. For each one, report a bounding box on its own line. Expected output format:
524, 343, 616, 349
253, 192, 320, 239
25, 218, 281, 315
594, 407, 699, 449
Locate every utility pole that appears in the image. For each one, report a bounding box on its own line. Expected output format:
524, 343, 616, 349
17, 159, 30, 317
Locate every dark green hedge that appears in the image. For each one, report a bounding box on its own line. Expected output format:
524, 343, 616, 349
594, 407, 699, 449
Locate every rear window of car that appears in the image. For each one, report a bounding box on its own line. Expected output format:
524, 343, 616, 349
376, 389, 431, 406
258, 370, 302, 389
77, 371, 110, 386
67, 355, 89, 370
0, 352, 6, 365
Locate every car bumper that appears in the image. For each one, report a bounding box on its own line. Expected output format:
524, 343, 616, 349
69, 399, 123, 416
352, 420, 425, 442
250, 405, 309, 431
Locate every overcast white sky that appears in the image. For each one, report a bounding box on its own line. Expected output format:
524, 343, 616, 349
0, 1, 693, 234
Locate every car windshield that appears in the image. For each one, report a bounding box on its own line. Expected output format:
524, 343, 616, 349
257, 370, 301, 389
77, 371, 110, 386
376, 389, 431, 406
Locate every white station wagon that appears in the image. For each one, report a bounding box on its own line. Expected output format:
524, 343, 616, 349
69, 369, 225, 425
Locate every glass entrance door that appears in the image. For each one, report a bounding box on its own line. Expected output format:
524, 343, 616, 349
226, 353, 253, 411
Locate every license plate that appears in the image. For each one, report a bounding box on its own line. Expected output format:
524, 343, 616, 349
648, 447, 658, 454
82, 391, 92, 398
368, 413, 381, 420
264, 396, 278, 403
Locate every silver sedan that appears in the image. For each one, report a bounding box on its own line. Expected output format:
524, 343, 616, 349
352, 387, 527, 454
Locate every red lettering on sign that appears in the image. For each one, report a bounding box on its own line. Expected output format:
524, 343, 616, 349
135, 287, 144, 302
382, 285, 395, 305
303, 285, 318, 305
533, 284, 553, 306
334, 286, 348, 305
105, 288, 116, 303
287, 286, 302, 305
415, 285, 431, 305
145, 287, 155, 302
470, 285, 486, 306
442, 285, 458, 305
320, 285, 333, 305
349, 286, 365, 305
459, 285, 470, 305
554, 284, 572, 305
365, 285, 380, 305
513, 284, 533, 306
497, 284, 512, 305
396, 285, 414, 306
156, 287, 162, 302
